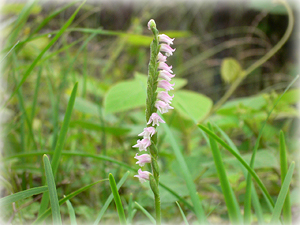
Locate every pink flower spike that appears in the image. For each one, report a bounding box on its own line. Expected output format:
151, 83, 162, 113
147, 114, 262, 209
158, 80, 175, 91
159, 70, 175, 81
155, 101, 174, 114
134, 153, 151, 167
158, 34, 175, 45
132, 138, 151, 151
157, 52, 167, 62
138, 127, 156, 139
157, 91, 174, 104
158, 62, 173, 73
147, 113, 166, 126
134, 169, 151, 183
160, 44, 176, 56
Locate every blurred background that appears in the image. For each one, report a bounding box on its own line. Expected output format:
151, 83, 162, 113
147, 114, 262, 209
1, 0, 299, 224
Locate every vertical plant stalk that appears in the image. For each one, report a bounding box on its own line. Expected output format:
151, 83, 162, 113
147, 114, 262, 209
147, 21, 161, 225
133, 20, 175, 225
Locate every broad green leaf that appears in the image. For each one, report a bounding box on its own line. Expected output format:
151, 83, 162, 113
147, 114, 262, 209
217, 95, 267, 114
72, 96, 100, 115
209, 115, 239, 129
277, 88, 300, 105
221, 58, 244, 84
172, 90, 213, 122
0, 186, 48, 206
104, 79, 146, 113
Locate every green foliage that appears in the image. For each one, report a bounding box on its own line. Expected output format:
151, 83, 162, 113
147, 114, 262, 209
105, 79, 147, 113
172, 90, 213, 122
270, 162, 295, 224
207, 123, 242, 224
1, 0, 298, 224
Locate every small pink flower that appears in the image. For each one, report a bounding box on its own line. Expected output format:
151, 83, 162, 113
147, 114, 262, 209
158, 34, 175, 45
134, 169, 151, 183
132, 138, 151, 151
157, 91, 174, 104
157, 52, 167, 62
159, 70, 175, 81
158, 62, 173, 73
147, 113, 166, 126
158, 80, 175, 91
134, 153, 151, 167
138, 127, 156, 139
155, 101, 174, 114
160, 44, 176, 56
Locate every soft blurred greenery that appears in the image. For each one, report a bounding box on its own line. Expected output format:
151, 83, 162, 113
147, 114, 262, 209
1, 1, 298, 224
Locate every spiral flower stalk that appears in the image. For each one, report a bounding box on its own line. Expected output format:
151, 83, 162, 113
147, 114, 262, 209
133, 19, 176, 225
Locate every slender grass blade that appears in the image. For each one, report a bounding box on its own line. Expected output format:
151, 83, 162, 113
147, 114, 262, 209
43, 154, 62, 225
66, 199, 77, 225
198, 124, 274, 208
279, 131, 292, 224
0, 186, 47, 206
93, 171, 129, 225
270, 162, 295, 224
176, 201, 190, 225
51, 82, 78, 176
6, 1, 86, 104
134, 201, 156, 224
244, 75, 299, 223
207, 123, 242, 224
213, 123, 264, 224
33, 179, 106, 224
109, 173, 127, 225
161, 119, 207, 224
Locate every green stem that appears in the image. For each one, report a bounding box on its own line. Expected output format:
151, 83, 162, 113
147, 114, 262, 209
212, 0, 294, 113
155, 193, 161, 225
146, 21, 161, 225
